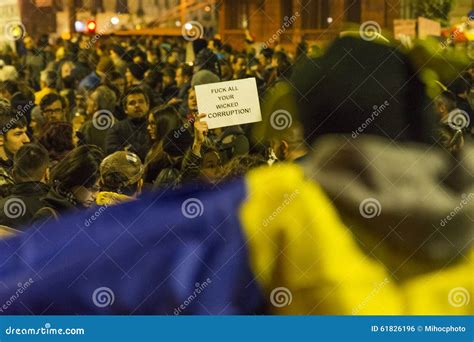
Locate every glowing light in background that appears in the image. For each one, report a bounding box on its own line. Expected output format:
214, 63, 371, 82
75, 20, 85, 32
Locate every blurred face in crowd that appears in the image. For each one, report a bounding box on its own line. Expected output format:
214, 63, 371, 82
234, 57, 246, 71
29, 118, 42, 140
72, 181, 100, 208
208, 40, 218, 52
72, 115, 85, 146
86, 91, 99, 117
147, 50, 158, 64
125, 68, 135, 87
0, 89, 12, 100
269, 139, 288, 161
132, 55, 143, 63
434, 98, 448, 120
79, 36, 89, 50
1, 127, 30, 157
200, 151, 222, 182
109, 49, 119, 60
188, 88, 198, 113
61, 62, 74, 79
168, 51, 179, 65
111, 77, 126, 97
147, 113, 157, 141
24, 37, 34, 50
56, 47, 65, 61
125, 93, 149, 119
163, 74, 173, 87
43, 100, 65, 122
175, 67, 185, 87
271, 56, 279, 68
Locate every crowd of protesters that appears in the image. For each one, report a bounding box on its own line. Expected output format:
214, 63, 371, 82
0, 31, 472, 233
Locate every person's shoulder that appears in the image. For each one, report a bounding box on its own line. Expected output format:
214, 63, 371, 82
245, 163, 304, 190
242, 162, 338, 222
107, 118, 127, 132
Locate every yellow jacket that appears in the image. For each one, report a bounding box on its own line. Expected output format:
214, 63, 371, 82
241, 163, 473, 315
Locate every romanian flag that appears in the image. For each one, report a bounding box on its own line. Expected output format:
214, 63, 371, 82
0, 164, 472, 315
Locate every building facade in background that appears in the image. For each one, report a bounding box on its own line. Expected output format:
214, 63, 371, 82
218, 0, 401, 49
2, 0, 472, 48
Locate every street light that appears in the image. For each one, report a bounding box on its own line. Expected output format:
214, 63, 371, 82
111, 16, 120, 25
87, 20, 97, 33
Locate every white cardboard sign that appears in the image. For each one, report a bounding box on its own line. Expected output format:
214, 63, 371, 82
195, 77, 262, 129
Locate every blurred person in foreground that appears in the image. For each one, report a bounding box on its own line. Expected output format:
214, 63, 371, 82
0, 37, 472, 316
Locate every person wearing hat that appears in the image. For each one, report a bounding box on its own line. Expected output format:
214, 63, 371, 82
97, 151, 144, 206
78, 56, 115, 91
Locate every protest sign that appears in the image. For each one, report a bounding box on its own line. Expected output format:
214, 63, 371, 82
195, 77, 262, 129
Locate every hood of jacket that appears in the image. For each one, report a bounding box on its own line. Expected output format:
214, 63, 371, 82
304, 134, 474, 279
